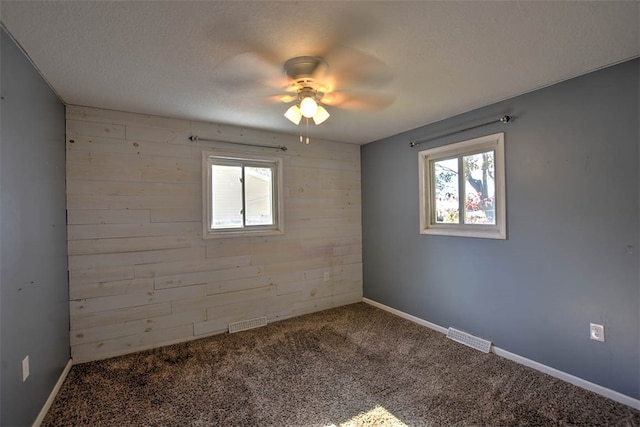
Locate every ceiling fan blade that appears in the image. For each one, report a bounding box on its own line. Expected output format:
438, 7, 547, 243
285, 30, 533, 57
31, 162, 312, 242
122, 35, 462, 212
266, 94, 297, 104
322, 46, 393, 90
322, 91, 396, 111
212, 52, 286, 94
207, 8, 393, 111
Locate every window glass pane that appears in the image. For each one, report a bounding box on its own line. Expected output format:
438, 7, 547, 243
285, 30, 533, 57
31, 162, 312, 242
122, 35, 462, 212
433, 158, 459, 224
463, 150, 495, 224
211, 164, 243, 229
244, 166, 274, 226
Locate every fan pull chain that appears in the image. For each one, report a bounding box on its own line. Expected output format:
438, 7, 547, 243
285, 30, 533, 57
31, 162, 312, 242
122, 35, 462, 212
306, 118, 310, 144
299, 118, 311, 144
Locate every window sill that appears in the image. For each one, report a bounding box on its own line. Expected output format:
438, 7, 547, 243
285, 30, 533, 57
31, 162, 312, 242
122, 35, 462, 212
421, 226, 506, 240
203, 228, 285, 239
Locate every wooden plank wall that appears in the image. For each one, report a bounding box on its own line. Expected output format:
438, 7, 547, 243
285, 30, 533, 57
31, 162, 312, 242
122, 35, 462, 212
66, 106, 363, 362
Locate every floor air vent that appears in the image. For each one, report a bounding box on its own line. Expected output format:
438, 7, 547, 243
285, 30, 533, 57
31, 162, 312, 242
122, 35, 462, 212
446, 328, 492, 353
228, 317, 267, 334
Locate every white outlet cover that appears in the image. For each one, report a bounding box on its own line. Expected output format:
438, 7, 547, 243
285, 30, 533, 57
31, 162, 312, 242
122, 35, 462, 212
590, 323, 605, 342
22, 355, 30, 382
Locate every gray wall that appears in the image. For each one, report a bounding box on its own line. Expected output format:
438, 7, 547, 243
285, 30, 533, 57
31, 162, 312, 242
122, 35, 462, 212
362, 59, 639, 399
1, 27, 69, 426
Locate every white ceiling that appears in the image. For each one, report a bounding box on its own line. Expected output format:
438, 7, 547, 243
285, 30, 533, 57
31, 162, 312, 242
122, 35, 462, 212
1, 1, 638, 145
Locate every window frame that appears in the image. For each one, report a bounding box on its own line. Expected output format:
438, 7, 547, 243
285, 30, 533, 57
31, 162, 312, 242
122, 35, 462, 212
202, 150, 284, 239
418, 132, 506, 239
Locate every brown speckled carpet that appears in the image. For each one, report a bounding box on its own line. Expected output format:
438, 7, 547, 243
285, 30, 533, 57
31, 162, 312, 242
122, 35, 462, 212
44, 303, 639, 426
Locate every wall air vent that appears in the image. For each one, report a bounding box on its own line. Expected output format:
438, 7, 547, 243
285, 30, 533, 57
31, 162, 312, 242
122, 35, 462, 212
228, 317, 267, 334
446, 327, 492, 353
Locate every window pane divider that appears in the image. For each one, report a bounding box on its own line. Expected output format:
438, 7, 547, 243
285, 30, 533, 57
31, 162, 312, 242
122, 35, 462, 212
458, 156, 464, 225
240, 165, 246, 228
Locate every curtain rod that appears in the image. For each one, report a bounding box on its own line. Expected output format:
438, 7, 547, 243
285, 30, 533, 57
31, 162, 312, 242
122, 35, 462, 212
409, 115, 512, 148
189, 135, 288, 152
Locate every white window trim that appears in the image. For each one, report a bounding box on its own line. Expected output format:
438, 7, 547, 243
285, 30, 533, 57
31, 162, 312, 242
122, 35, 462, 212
202, 150, 284, 239
418, 132, 506, 239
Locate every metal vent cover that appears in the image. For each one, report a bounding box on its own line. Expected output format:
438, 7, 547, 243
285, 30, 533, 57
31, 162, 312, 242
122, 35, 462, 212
446, 327, 492, 353
228, 316, 267, 334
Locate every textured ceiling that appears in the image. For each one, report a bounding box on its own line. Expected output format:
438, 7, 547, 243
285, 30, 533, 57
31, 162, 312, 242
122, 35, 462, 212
1, 1, 638, 144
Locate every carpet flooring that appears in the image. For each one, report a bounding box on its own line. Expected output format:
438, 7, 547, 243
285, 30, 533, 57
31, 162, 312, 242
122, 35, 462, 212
43, 303, 640, 426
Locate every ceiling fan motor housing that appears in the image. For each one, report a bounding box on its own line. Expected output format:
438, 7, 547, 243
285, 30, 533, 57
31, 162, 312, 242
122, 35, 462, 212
283, 56, 327, 80
284, 56, 329, 97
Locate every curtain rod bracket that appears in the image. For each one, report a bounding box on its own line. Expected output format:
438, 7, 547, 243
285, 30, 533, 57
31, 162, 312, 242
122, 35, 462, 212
409, 115, 512, 148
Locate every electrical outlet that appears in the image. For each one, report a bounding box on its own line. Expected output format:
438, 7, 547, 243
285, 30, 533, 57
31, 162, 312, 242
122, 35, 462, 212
590, 323, 605, 342
22, 356, 29, 382
323, 271, 330, 282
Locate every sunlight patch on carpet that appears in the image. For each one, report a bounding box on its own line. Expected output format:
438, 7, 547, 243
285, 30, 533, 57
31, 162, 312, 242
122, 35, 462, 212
325, 405, 408, 427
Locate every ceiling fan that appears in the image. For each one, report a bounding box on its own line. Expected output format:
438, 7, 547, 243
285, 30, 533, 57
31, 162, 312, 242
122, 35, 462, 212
212, 44, 394, 143
278, 54, 395, 143
282, 56, 332, 127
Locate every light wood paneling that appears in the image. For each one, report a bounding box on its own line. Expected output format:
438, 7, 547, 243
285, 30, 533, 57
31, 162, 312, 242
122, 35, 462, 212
66, 105, 363, 361
70, 277, 154, 300
70, 302, 172, 330
68, 235, 193, 255
67, 209, 151, 225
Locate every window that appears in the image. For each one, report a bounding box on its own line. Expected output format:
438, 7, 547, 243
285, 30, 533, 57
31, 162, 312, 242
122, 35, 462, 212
418, 132, 506, 239
203, 151, 284, 238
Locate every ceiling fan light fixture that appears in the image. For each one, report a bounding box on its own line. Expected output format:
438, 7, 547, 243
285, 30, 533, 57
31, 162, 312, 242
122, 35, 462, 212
284, 104, 302, 125
299, 96, 318, 118
312, 106, 330, 125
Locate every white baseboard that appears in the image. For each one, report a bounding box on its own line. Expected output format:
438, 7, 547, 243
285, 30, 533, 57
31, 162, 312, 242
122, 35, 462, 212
363, 297, 448, 334
33, 358, 73, 427
362, 297, 640, 410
